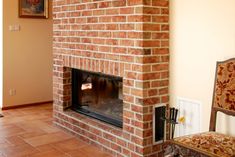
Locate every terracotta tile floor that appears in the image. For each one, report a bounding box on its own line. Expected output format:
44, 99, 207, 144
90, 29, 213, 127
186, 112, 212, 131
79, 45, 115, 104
0, 104, 112, 157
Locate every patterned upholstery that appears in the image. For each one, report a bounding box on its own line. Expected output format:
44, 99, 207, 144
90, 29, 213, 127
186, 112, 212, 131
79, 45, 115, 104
213, 59, 235, 112
173, 132, 235, 157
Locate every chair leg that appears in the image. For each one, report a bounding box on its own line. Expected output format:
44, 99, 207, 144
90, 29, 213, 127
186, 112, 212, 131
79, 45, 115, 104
209, 110, 217, 131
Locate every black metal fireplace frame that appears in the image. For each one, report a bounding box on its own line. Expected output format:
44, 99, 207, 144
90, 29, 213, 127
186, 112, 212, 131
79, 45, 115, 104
71, 68, 123, 128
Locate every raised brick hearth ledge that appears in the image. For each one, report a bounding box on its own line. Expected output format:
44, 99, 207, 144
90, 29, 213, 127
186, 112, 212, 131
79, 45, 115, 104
53, 0, 170, 156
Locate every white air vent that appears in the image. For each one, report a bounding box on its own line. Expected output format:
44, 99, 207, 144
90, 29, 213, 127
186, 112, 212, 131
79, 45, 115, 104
175, 97, 201, 137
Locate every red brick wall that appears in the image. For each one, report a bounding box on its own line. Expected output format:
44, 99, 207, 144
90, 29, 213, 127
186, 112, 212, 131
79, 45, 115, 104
53, 0, 169, 156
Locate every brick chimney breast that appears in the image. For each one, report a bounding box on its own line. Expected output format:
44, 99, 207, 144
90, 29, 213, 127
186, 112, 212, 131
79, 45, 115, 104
53, 0, 169, 156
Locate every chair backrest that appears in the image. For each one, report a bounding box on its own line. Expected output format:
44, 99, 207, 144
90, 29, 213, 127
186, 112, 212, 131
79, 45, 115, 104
209, 58, 235, 131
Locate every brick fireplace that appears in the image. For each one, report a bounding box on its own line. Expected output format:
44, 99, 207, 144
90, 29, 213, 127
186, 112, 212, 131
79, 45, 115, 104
53, 0, 169, 156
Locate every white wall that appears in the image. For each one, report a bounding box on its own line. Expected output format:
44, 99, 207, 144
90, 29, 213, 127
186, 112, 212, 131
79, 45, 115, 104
3, 0, 53, 108
170, 0, 235, 135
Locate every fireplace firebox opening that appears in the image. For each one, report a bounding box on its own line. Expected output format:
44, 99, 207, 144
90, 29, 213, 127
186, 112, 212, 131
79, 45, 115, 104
72, 69, 123, 128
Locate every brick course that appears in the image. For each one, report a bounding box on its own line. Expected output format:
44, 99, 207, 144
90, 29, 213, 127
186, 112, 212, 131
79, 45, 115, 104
53, 0, 169, 156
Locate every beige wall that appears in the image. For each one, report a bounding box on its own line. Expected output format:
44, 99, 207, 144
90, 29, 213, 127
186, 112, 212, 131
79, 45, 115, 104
170, 0, 235, 135
0, 1, 3, 107
3, 0, 53, 107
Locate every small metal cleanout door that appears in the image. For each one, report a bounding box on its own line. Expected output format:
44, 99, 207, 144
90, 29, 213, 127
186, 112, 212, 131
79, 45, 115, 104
153, 104, 166, 144
175, 97, 201, 137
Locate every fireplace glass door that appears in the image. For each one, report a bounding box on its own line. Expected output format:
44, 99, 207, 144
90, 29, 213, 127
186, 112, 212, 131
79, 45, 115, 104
72, 69, 123, 127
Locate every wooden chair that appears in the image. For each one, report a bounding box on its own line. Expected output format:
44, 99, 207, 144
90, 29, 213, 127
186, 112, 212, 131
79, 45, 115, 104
168, 58, 235, 157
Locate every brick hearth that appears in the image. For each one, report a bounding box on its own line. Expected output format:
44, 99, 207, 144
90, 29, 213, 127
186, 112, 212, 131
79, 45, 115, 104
53, 0, 169, 156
